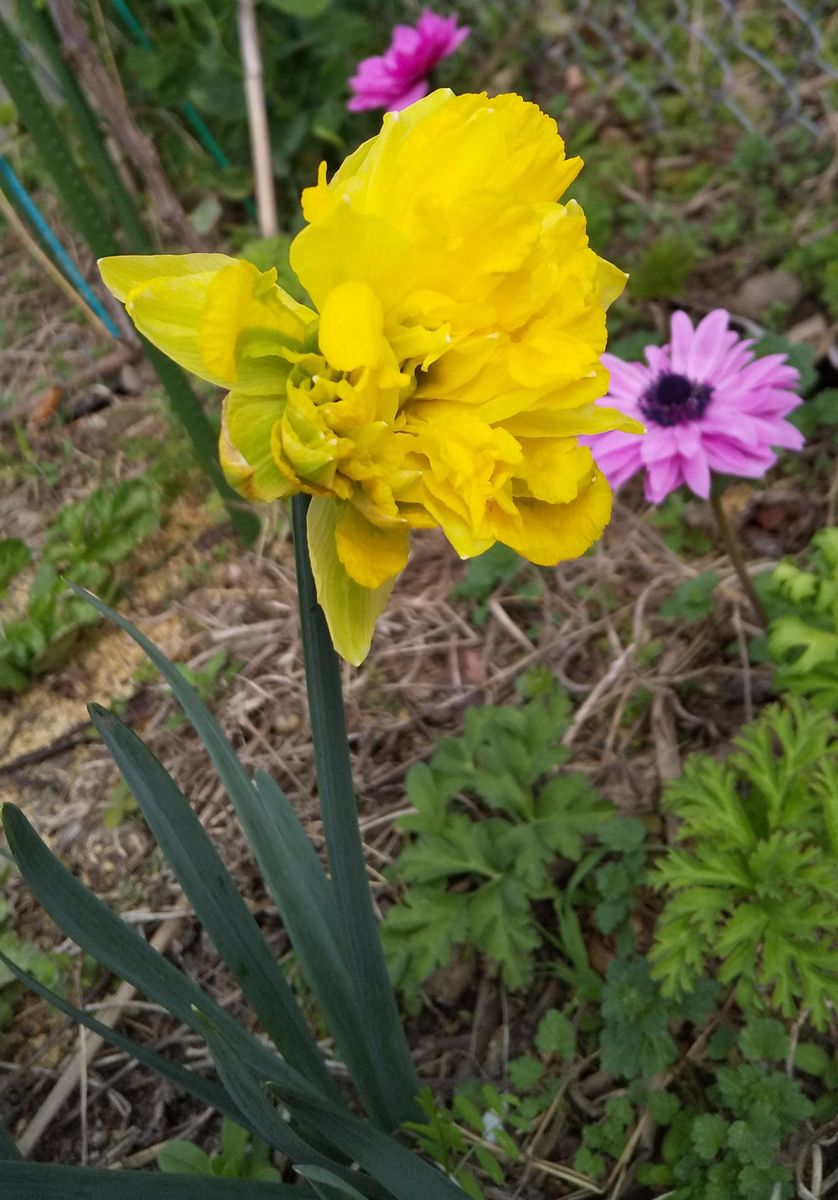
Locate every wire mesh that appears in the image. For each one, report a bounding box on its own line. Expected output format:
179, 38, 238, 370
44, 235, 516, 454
539, 0, 836, 138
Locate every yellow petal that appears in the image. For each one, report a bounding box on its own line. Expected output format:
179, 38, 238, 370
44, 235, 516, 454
198, 261, 263, 380
98, 254, 235, 302
516, 440, 596, 504
318, 281, 386, 372
100, 254, 314, 394
335, 501, 410, 589
489, 472, 613, 565
307, 496, 397, 665
221, 391, 296, 502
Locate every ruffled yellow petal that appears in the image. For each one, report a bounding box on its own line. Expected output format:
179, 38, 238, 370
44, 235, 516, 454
98, 254, 234, 302
318, 282, 387, 371
99, 254, 316, 394
335, 501, 410, 589
307, 496, 398, 666
221, 392, 295, 502
516, 440, 596, 505
489, 472, 613, 565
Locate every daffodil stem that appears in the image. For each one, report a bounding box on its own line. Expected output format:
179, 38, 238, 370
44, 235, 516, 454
291, 495, 420, 1129
710, 489, 768, 629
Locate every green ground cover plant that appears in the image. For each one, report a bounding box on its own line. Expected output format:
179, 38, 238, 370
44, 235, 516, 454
651, 698, 838, 1025
0, 477, 160, 692
381, 675, 613, 1008
768, 527, 838, 709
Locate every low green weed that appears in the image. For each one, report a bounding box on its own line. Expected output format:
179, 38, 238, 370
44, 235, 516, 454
638, 1026, 812, 1199
0, 478, 160, 692
650, 697, 838, 1026
0, 865, 73, 1030
649, 493, 713, 555
158, 1119, 281, 1182
659, 570, 719, 624
451, 544, 542, 627
767, 526, 838, 709
382, 676, 612, 1009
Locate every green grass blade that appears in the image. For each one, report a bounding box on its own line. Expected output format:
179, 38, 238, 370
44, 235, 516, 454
0, 12, 108, 256
88, 703, 337, 1102
1, 804, 308, 1093
0, 1161, 306, 1198
0, 947, 243, 1127
292, 496, 419, 1129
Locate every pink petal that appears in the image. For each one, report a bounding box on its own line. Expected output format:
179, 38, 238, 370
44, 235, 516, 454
686, 309, 730, 381
681, 445, 711, 498
668, 310, 695, 374
644, 456, 683, 503
702, 435, 775, 477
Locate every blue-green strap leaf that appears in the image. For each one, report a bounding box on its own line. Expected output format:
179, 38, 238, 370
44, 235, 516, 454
248, 771, 386, 1110
195, 1012, 353, 1174
88, 703, 338, 1105
0, 1120, 21, 1161
68, 585, 386, 1124
0, 1160, 306, 1197
0, 948, 243, 1128
298, 1164, 369, 1199
291, 496, 420, 1129
1, 804, 312, 1095
267, 1078, 466, 1200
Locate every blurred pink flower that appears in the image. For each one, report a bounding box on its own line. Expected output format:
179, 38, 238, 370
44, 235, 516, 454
583, 310, 804, 504
348, 10, 470, 112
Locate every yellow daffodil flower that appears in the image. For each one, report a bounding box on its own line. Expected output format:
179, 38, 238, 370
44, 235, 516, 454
100, 90, 641, 665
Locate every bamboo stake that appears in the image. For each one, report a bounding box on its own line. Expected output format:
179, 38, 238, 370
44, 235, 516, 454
237, 0, 278, 238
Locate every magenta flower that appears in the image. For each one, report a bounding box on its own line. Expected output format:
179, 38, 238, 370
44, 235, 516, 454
583, 309, 804, 504
348, 9, 470, 113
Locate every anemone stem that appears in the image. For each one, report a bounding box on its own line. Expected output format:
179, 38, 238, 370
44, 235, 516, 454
710, 488, 768, 629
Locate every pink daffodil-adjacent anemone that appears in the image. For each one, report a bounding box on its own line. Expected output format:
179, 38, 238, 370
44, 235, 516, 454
99, 91, 639, 665
348, 9, 469, 112
583, 309, 804, 503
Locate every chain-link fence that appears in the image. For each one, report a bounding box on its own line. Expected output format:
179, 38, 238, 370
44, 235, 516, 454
540, 0, 836, 138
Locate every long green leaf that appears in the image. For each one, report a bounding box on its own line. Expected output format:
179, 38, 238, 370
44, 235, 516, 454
0, 1161, 305, 1198
70, 587, 384, 1118
197, 1016, 389, 1200
298, 1165, 369, 1199
88, 704, 337, 1103
0, 948, 242, 1127
292, 496, 419, 1129
202, 1016, 463, 1200
1, 805, 313, 1096
194, 1014, 345, 1172
0, 1121, 21, 1161
249, 771, 386, 1108
268, 1082, 466, 1200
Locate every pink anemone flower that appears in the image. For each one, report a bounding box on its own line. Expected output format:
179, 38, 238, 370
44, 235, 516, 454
348, 9, 470, 113
583, 309, 804, 504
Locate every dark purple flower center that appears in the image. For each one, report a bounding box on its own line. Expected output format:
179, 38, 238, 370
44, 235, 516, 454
638, 372, 714, 427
